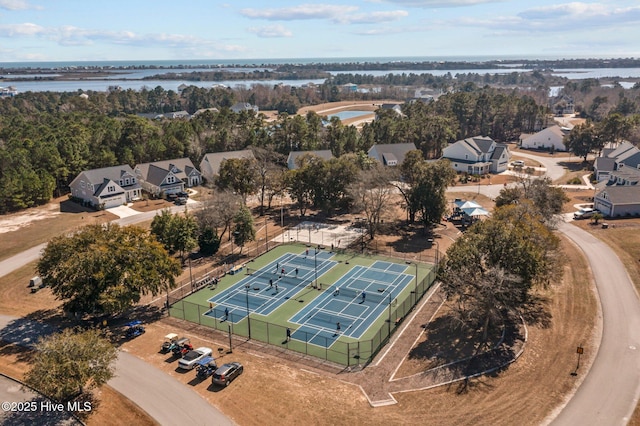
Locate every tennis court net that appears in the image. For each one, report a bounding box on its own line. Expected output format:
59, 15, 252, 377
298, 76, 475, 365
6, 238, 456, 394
331, 287, 392, 304
246, 267, 313, 289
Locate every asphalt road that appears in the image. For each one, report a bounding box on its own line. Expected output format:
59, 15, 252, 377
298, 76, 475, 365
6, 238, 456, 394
551, 222, 640, 425
0, 314, 233, 425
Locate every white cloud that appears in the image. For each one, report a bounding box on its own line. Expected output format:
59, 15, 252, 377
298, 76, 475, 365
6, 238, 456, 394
240, 4, 358, 21
0, 0, 34, 11
0, 23, 45, 36
380, 0, 506, 7
449, 2, 640, 33
337, 10, 409, 24
248, 25, 293, 38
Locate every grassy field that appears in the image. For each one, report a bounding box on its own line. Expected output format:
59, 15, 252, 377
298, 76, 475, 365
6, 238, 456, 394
170, 243, 435, 366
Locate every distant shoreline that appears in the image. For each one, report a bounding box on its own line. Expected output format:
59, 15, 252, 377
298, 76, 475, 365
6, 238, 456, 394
0, 57, 639, 73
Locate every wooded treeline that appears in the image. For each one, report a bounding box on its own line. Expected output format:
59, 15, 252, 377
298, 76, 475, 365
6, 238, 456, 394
1, 76, 639, 214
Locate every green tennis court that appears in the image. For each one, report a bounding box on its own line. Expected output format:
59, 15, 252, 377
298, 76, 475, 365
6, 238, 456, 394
169, 243, 437, 366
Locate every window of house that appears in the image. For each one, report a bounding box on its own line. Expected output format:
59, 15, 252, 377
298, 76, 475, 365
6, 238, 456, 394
108, 185, 115, 192
125, 178, 130, 185
80, 181, 85, 188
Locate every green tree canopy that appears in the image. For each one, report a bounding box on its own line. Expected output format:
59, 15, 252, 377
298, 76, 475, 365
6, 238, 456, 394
439, 201, 562, 339
24, 328, 118, 402
38, 224, 181, 316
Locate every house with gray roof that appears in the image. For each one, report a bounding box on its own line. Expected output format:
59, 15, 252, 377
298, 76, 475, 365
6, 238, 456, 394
368, 143, 417, 167
199, 149, 255, 183
594, 167, 640, 217
287, 150, 334, 170
134, 158, 201, 197
593, 141, 640, 182
442, 136, 511, 174
69, 165, 141, 209
231, 102, 259, 114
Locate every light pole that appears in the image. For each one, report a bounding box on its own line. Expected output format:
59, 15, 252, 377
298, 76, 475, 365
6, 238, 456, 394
388, 292, 392, 337
245, 283, 252, 339
265, 215, 268, 252
314, 248, 319, 289
280, 195, 285, 244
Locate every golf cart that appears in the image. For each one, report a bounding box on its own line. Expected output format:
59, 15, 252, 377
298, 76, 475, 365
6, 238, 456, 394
125, 320, 145, 339
195, 356, 218, 379
171, 337, 192, 357
160, 333, 179, 353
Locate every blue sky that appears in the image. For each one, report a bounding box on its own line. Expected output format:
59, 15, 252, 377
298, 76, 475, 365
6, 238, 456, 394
0, 0, 638, 62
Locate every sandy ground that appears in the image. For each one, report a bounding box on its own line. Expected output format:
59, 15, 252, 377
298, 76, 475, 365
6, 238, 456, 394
0, 203, 61, 234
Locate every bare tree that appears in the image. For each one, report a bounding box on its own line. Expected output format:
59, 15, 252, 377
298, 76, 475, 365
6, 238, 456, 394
194, 190, 242, 241
348, 165, 394, 240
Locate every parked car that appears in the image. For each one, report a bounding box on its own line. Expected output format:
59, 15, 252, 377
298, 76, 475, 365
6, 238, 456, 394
177, 191, 189, 198
175, 197, 187, 205
211, 362, 243, 387
511, 160, 525, 167
573, 207, 598, 220
178, 347, 213, 370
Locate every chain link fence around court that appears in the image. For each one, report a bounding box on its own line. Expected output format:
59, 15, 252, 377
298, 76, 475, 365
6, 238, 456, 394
168, 249, 438, 367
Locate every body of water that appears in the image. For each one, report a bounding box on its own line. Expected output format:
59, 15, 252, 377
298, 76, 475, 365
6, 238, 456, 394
328, 111, 373, 121
1, 57, 639, 93
8, 78, 327, 93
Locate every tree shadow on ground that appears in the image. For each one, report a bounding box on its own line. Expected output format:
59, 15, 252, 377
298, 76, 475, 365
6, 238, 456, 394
519, 294, 553, 329
59, 198, 97, 214
557, 161, 592, 172
407, 315, 503, 370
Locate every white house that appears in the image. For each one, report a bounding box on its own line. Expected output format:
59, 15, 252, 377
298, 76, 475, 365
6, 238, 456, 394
135, 158, 201, 197
442, 136, 511, 174
69, 165, 142, 209
519, 125, 570, 152
199, 149, 255, 183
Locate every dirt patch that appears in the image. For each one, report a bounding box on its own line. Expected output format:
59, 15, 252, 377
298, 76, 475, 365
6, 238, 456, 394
0, 196, 116, 261
297, 100, 402, 116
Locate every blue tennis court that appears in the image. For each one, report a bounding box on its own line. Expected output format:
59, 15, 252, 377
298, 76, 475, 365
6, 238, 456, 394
289, 261, 414, 347
204, 250, 336, 323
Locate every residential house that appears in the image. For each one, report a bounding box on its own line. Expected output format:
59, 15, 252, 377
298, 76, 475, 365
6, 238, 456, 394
368, 143, 417, 167
231, 102, 259, 114
163, 111, 190, 119
135, 158, 202, 197
287, 150, 334, 170
199, 149, 255, 183
379, 103, 403, 116
519, 125, 571, 152
442, 136, 511, 174
594, 167, 640, 217
69, 165, 142, 209
341, 83, 358, 93
593, 141, 640, 182
0, 86, 18, 97
193, 107, 219, 116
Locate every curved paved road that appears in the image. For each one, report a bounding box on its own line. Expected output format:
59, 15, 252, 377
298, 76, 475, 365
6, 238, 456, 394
0, 315, 233, 425
551, 222, 640, 425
